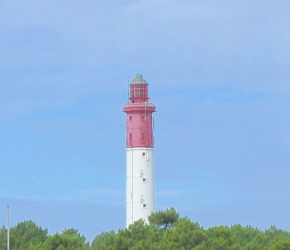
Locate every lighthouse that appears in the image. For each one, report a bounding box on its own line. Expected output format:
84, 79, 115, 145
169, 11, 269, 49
123, 74, 156, 227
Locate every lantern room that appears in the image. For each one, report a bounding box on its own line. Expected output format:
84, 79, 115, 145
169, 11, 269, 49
129, 74, 149, 103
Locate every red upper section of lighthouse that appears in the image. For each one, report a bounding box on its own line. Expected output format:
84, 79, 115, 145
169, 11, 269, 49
124, 74, 156, 148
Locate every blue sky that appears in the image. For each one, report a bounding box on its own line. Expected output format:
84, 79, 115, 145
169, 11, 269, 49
0, 0, 290, 241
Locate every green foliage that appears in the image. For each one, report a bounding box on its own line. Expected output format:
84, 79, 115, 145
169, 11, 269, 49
148, 207, 179, 229
1, 210, 290, 250
43, 229, 89, 250
0, 226, 7, 250
10, 220, 47, 250
269, 238, 290, 250
91, 210, 290, 250
91, 231, 117, 250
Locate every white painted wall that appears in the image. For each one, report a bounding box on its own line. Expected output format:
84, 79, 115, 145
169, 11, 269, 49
126, 148, 154, 227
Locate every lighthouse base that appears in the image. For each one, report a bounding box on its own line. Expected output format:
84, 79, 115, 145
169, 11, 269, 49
126, 148, 154, 227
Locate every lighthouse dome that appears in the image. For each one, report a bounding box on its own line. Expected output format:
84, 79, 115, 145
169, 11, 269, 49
130, 74, 148, 85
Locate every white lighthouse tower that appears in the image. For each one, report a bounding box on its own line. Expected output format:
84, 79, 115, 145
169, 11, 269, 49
123, 74, 156, 227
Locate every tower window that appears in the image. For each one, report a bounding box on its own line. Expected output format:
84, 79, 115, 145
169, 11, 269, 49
142, 152, 146, 156
142, 178, 147, 182
129, 116, 132, 121
143, 204, 147, 208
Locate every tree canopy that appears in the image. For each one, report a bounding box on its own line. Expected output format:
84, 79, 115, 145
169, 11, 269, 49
0, 209, 289, 250
148, 207, 179, 229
